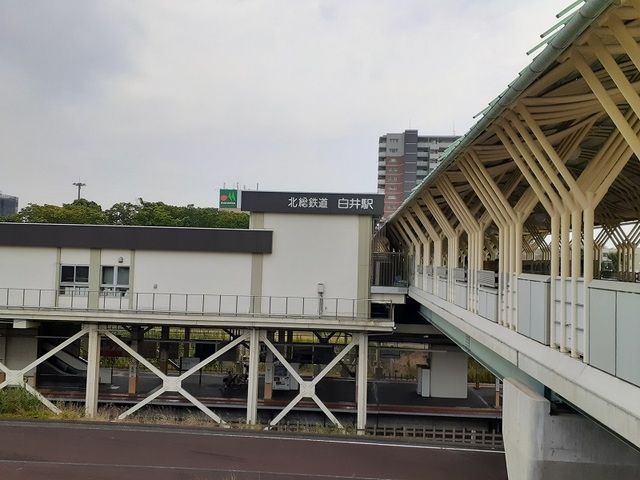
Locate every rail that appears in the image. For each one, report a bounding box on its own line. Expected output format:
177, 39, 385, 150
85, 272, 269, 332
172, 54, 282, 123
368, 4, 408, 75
272, 422, 503, 449
0, 288, 391, 321
363, 425, 503, 449
371, 252, 409, 287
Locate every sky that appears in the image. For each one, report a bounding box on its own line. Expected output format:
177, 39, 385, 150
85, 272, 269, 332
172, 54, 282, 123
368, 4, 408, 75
0, 0, 564, 208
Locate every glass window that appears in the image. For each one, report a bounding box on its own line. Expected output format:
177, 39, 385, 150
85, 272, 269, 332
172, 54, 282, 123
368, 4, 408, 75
102, 266, 115, 284
60, 266, 75, 283
59, 265, 89, 295
116, 267, 129, 286
75, 266, 89, 283
101, 266, 130, 296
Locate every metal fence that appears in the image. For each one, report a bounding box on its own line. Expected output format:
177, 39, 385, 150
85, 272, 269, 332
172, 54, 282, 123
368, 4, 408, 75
0, 288, 391, 321
371, 252, 409, 287
478, 270, 498, 288
272, 422, 503, 450
364, 425, 503, 449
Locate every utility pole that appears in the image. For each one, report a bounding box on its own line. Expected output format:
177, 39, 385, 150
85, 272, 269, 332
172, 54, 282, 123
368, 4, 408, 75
72, 181, 86, 200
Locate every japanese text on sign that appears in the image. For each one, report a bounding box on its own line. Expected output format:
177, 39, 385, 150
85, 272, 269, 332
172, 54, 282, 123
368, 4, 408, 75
287, 196, 374, 210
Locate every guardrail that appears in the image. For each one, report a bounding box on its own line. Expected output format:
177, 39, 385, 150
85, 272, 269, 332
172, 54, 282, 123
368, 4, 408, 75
454, 268, 468, 283
371, 252, 409, 287
363, 425, 503, 449
0, 288, 391, 321
270, 422, 503, 449
478, 270, 498, 289
436, 266, 448, 279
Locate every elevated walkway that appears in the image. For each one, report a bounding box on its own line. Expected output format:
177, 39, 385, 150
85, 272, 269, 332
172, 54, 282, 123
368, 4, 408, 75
409, 285, 640, 449
0, 288, 394, 333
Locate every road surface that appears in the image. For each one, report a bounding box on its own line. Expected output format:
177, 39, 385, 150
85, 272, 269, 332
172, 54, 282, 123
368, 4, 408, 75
0, 421, 507, 479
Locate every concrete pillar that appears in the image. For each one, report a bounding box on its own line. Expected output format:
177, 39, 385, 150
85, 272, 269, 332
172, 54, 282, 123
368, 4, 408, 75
264, 350, 274, 400
429, 350, 468, 398
85, 324, 101, 418
5, 330, 38, 387
128, 326, 140, 397
356, 333, 368, 434
503, 378, 640, 480
159, 326, 170, 374
246, 329, 260, 424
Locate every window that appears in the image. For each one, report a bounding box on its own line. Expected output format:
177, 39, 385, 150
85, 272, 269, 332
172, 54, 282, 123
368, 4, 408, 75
101, 266, 130, 296
389, 148, 398, 153
59, 265, 89, 295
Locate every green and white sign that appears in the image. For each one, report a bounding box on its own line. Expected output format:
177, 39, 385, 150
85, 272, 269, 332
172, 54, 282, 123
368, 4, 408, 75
219, 189, 238, 208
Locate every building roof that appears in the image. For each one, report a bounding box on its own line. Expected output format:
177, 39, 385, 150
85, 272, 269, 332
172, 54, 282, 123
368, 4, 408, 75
386, 0, 615, 225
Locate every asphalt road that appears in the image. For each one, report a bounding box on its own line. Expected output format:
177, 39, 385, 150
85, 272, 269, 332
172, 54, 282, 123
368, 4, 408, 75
0, 421, 507, 480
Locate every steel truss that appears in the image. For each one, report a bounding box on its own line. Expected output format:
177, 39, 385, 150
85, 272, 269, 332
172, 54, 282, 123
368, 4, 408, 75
0, 326, 369, 432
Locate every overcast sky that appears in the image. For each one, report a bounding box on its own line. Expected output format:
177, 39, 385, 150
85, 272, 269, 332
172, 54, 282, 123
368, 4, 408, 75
1, 0, 563, 208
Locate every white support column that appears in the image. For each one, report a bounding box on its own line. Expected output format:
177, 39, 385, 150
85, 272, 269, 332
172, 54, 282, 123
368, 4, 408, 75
246, 328, 260, 425
583, 195, 595, 364
571, 208, 583, 358
550, 214, 560, 349
263, 333, 357, 429
356, 333, 368, 434
560, 211, 571, 353
85, 324, 101, 418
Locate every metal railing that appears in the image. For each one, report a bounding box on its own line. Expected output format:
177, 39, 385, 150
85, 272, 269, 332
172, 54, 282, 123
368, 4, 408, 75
268, 422, 502, 449
0, 288, 391, 321
436, 266, 448, 279
453, 268, 468, 283
371, 252, 409, 287
363, 425, 503, 449
478, 270, 498, 288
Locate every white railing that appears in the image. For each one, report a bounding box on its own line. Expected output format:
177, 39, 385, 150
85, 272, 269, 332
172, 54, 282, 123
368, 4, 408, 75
413, 267, 640, 388
588, 280, 640, 387
0, 288, 391, 321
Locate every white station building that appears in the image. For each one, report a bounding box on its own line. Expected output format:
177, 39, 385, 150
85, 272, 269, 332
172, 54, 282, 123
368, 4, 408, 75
1, 191, 460, 433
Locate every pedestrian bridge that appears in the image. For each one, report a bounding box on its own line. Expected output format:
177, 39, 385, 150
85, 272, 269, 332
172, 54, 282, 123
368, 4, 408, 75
378, 0, 640, 477
2, 1, 640, 478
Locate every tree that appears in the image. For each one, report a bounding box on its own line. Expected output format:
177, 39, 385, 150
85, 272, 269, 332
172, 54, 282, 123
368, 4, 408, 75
9, 199, 106, 224
5, 199, 249, 229
104, 202, 141, 225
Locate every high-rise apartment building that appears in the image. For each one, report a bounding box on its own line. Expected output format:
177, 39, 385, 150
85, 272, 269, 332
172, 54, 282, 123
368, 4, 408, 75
0, 193, 19, 217
377, 130, 459, 219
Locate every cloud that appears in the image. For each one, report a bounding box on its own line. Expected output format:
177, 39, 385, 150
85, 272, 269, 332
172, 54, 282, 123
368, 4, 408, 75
0, 0, 563, 208
0, 1, 139, 98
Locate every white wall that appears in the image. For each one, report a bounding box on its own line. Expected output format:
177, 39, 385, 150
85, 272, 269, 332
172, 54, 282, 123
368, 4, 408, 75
261, 213, 360, 301
430, 350, 468, 399
60, 248, 90, 265
101, 249, 131, 267
134, 250, 252, 294
0, 247, 58, 292
133, 251, 253, 312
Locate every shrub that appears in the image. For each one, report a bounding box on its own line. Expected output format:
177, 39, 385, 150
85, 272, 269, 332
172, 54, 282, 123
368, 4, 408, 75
0, 387, 52, 418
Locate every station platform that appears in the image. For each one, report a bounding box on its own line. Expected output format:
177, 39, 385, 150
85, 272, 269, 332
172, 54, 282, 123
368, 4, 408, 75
38, 370, 501, 419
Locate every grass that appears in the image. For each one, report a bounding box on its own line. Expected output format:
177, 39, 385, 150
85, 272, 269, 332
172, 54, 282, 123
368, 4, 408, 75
0, 389, 356, 438
0, 387, 57, 419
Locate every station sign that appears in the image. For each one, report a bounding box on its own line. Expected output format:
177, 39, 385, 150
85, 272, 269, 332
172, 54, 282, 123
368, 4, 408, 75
241, 191, 384, 216
219, 189, 238, 209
